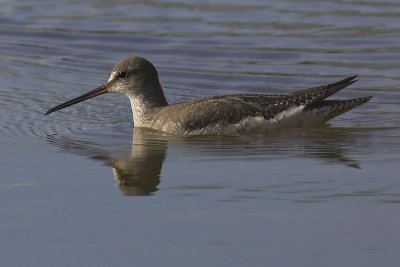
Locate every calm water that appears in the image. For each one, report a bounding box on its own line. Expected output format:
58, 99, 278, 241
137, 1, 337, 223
1, 0, 400, 266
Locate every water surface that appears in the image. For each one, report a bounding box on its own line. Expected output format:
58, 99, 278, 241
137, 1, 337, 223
0, 0, 399, 266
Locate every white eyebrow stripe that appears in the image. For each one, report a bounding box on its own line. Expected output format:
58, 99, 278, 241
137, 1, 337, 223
107, 71, 117, 83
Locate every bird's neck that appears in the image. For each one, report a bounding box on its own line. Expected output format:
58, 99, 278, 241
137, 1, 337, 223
128, 85, 168, 127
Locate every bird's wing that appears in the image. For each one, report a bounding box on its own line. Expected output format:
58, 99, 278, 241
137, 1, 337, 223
153, 76, 360, 132
289, 75, 358, 102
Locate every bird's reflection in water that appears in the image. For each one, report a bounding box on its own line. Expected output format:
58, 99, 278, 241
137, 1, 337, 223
185, 126, 368, 169
111, 129, 167, 195
47, 128, 168, 196
46, 126, 372, 196
274, 127, 365, 169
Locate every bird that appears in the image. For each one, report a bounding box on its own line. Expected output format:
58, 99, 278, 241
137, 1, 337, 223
45, 56, 372, 135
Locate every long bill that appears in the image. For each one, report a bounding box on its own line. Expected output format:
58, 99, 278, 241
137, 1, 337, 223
45, 84, 109, 115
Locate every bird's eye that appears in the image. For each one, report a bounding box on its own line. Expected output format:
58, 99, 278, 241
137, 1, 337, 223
117, 70, 127, 79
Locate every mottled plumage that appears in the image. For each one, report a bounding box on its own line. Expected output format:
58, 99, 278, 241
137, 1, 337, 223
46, 56, 372, 135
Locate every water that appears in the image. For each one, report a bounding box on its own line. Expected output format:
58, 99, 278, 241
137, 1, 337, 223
1, 0, 399, 266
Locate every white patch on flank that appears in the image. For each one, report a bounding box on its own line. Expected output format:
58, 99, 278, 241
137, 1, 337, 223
298, 107, 333, 127
228, 116, 268, 134
265, 105, 306, 130
266, 105, 336, 129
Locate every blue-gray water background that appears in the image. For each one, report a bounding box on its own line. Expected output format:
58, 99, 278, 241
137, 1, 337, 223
0, 0, 399, 266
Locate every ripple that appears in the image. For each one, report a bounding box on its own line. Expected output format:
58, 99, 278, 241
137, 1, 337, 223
0, 0, 398, 149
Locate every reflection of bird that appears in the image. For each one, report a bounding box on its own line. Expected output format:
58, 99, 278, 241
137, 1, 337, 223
46, 129, 167, 196
111, 130, 167, 196
45, 126, 369, 197
46, 56, 372, 135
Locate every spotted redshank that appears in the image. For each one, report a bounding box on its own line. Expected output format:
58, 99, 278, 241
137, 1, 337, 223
45, 56, 372, 135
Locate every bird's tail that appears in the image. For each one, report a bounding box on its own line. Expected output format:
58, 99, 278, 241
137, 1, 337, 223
307, 96, 373, 122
